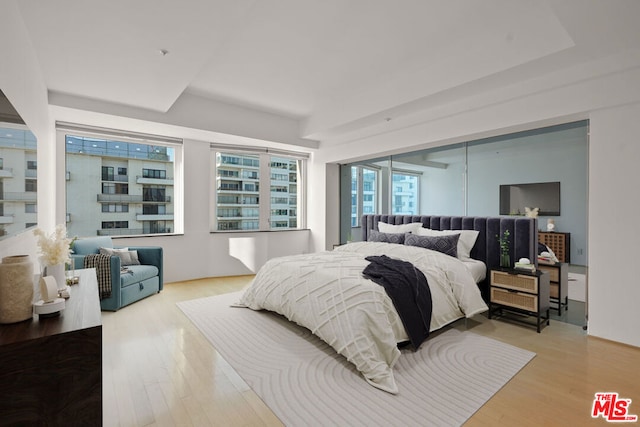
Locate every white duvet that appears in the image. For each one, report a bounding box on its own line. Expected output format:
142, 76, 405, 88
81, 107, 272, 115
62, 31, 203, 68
235, 241, 488, 394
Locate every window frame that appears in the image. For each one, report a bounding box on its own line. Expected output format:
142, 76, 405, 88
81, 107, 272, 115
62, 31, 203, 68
59, 123, 183, 238
210, 145, 308, 232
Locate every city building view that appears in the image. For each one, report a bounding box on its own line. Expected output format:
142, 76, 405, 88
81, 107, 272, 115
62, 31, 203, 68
391, 172, 418, 215
65, 134, 175, 238
0, 123, 38, 238
350, 165, 418, 226
215, 152, 298, 231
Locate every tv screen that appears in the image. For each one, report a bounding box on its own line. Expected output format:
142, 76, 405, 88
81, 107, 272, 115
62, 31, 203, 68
499, 182, 560, 216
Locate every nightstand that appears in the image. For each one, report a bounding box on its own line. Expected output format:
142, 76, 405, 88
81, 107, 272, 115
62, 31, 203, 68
537, 262, 568, 314
488, 268, 550, 332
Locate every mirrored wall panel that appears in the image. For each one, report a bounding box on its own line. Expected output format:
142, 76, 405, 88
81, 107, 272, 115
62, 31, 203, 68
0, 90, 37, 240
339, 121, 588, 265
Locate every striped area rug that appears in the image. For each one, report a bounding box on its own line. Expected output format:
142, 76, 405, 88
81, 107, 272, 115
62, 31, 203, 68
178, 292, 535, 427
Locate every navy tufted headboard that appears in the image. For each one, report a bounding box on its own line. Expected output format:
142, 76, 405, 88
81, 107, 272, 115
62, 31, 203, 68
362, 215, 538, 298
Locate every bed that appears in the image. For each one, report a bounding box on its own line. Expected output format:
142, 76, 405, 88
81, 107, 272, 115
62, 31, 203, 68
236, 215, 538, 393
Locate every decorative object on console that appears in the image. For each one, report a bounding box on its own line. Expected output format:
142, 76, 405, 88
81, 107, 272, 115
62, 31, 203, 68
34, 224, 74, 293
514, 257, 535, 272
0, 255, 34, 324
497, 229, 511, 268
44, 263, 66, 293
34, 275, 65, 317
525, 207, 539, 218
547, 218, 555, 231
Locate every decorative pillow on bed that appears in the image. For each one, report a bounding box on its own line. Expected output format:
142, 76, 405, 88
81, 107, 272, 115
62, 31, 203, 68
415, 228, 479, 259
367, 229, 405, 244
99, 247, 141, 266
404, 233, 459, 258
377, 221, 423, 234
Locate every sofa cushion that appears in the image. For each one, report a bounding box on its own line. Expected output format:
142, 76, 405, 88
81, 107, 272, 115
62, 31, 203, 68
99, 247, 141, 266
73, 236, 114, 255
120, 265, 159, 288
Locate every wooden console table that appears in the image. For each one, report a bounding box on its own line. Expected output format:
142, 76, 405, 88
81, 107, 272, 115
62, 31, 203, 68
0, 269, 102, 426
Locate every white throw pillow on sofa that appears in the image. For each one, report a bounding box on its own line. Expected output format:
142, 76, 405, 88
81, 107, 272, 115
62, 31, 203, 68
99, 247, 141, 266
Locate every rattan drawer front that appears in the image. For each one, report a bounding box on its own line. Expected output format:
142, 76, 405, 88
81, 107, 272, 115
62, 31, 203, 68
538, 265, 559, 282
491, 287, 538, 312
490, 270, 538, 293
550, 283, 559, 298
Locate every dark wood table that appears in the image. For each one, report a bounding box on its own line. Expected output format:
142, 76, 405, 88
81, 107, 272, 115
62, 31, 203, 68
0, 268, 102, 426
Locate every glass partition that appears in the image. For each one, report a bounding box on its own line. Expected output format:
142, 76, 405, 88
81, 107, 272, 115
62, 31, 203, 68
339, 121, 588, 266
391, 143, 466, 216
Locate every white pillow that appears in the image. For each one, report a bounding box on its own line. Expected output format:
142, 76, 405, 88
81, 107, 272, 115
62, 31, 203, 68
99, 247, 141, 266
415, 228, 480, 259
377, 221, 423, 234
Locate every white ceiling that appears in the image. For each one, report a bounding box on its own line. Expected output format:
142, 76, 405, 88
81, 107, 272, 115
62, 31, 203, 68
16, 0, 640, 147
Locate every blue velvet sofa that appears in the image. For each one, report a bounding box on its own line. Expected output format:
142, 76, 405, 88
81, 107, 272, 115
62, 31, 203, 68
70, 236, 163, 311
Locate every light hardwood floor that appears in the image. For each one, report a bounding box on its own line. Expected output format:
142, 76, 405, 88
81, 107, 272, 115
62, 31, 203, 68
103, 276, 640, 426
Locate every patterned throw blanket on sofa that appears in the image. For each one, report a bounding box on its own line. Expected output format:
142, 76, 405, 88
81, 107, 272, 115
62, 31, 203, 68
84, 253, 112, 299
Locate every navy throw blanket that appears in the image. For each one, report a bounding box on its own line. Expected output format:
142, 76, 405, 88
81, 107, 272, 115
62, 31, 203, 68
362, 255, 433, 349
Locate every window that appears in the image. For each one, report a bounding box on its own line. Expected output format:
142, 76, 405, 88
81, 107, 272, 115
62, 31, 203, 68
212, 148, 307, 231
143, 220, 171, 234
143, 168, 166, 179
63, 125, 181, 238
391, 172, 419, 215
27, 160, 37, 170
25, 203, 37, 213
101, 204, 129, 213
101, 182, 129, 194
102, 221, 128, 229
25, 179, 37, 192
102, 166, 114, 181
350, 165, 379, 227
143, 204, 166, 215
143, 186, 167, 202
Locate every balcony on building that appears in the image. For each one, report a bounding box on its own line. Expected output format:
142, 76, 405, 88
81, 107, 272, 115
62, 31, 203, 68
97, 194, 172, 204
0, 192, 37, 202
0, 213, 15, 224
97, 228, 144, 236
0, 168, 13, 178
136, 213, 174, 221
136, 176, 174, 185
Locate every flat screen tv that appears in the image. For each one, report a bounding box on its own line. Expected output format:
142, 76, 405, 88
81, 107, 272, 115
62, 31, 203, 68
499, 181, 560, 216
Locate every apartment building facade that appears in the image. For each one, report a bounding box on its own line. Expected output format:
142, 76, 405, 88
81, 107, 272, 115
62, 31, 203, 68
215, 152, 298, 231
0, 123, 38, 238
65, 135, 174, 238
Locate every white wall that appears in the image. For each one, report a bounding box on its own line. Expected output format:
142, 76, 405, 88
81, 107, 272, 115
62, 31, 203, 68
588, 103, 640, 347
